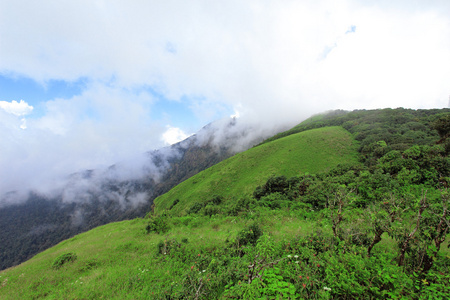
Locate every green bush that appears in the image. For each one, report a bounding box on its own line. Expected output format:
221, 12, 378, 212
168, 199, 180, 210
51, 252, 77, 270
188, 202, 204, 214
145, 216, 170, 234
156, 239, 181, 256
236, 223, 263, 247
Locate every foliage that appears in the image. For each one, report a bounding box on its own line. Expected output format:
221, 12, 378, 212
155, 126, 359, 215
145, 215, 170, 234
1, 108, 450, 299
51, 252, 77, 270
236, 223, 263, 247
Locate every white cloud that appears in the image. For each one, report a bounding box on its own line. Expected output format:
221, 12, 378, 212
0, 100, 33, 116
162, 126, 191, 145
0, 84, 167, 195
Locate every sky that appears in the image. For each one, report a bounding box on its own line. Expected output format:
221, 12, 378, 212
1, 0, 450, 196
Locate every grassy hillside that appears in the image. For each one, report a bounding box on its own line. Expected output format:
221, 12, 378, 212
155, 126, 359, 215
0, 212, 320, 299
0, 125, 358, 299
1, 109, 448, 299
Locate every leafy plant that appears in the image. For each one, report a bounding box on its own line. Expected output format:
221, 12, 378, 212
51, 252, 77, 270
145, 215, 170, 234
236, 223, 263, 247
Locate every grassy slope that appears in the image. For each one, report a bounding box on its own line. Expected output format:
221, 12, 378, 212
155, 126, 359, 215
0, 212, 320, 299
0, 125, 360, 299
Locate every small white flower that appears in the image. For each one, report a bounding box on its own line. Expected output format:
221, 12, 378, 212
287, 255, 292, 258
202, 270, 206, 272
323, 287, 331, 291
295, 261, 299, 264
294, 255, 299, 258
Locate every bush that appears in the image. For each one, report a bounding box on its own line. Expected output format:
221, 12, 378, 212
236, 223, 263, 247
157, 239, 181, 256
204, 204, 220, 217
188, 202, 204, 214
209, 195, 223, 205
146, 216, 170, 234
52, 252, 77, 270
169, 199, 180, 210
253, 176, 289, 200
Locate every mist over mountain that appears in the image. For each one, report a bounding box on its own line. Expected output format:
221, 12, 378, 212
0, 116, 286, 270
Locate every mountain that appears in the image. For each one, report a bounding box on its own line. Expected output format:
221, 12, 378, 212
154, 126, 359, 215
0, 117, 279, 271
0, 108, 449, 299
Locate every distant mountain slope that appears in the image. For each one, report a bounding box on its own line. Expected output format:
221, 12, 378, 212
0, 118, 274, 271
0, 108, 448, 299
154, 126, 359, 215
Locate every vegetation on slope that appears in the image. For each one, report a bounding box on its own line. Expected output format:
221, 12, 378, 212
155, 126, 359, 215
0, 108, 449, 299
0, 119, 251, 271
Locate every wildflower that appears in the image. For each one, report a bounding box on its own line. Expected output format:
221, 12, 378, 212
317, 264, 320, 267
299, 275, 302, 279
302, 283, 306, 288
295, 261, 299, 264
323, 287, 331, 291
198, 254, 201, 257
307, 276, 310, 280
294, 255, 299, 258
202, 270, 206, 273
287, 255, 292, 258
191, 266, 194, 270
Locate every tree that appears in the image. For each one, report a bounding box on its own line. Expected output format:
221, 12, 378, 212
433, 114, 450, 142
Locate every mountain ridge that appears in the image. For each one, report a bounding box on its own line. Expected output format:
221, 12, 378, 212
0, 117, 278, 271
1, 108, 449, 299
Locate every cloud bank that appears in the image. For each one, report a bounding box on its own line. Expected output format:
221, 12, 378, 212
1, 0, 449, 200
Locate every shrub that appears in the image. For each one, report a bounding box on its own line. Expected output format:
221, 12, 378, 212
188, 202, 204, 214
169, 199, 180, 210
253, 176, 289, 200
209, 195, 223, 205
204, 204, 220, 217
52, 252, 77, 270
236, 223, 263, 247
157, 239, 181, 256
146, 216, 170, 234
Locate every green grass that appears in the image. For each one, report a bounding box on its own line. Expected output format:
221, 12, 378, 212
1, 122, 449, 299
0, 126, 359, 299
155, 126, 359, 215
0, 210, 318, 299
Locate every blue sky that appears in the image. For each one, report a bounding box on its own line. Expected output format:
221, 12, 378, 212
0, 75, 88, 117
0, 74, 211, 130
0, 0, 449, 196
